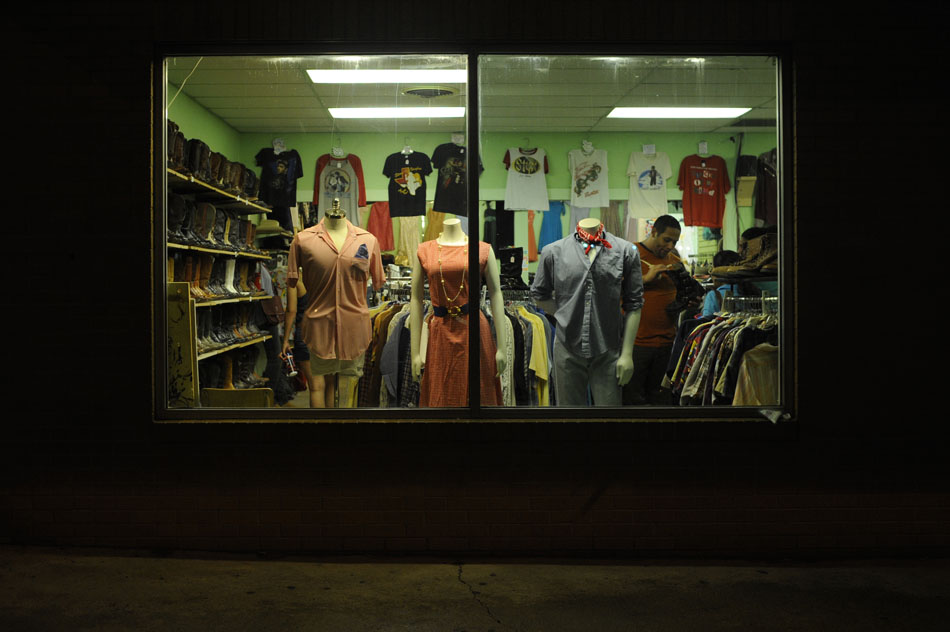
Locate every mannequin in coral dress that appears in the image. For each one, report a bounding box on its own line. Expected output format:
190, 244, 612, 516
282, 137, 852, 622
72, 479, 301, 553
409, 218, 507, 407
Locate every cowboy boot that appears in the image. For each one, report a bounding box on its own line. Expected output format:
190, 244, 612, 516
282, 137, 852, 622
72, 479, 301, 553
223, 258, 239, 296
209, 152, 224, 187
234, 261, 250, 296
195, 204, 217, 246
189, 255, 207, 300
208, 257, 228, 297
198, 254, 217, 298
167, 193, 187, 243
220, 353, 235, 389
227, 212, 244, 252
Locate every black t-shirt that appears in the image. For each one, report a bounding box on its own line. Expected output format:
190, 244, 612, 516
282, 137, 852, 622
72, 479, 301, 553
382, 151, 432, 217
255, 148, 303, 208
430, 143, 483, 216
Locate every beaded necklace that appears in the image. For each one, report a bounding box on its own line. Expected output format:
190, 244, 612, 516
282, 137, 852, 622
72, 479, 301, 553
436, 235, 468, 317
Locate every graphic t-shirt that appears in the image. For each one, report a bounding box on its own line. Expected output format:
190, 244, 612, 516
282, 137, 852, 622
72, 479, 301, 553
314, 155, 365, 224
431, 143, 482, 216
677, 154, 731, 228
568, 148, 609, 208
255, 148, 303, 208
627, 151, 673, 218
383, 151, 432, 217
503, 147, 549, 211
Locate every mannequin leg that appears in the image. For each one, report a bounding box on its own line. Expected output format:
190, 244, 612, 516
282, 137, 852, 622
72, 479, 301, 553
309, 373, 337, 408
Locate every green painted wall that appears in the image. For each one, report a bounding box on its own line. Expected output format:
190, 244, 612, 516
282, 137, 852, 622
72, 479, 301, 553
166, 83, 242, 160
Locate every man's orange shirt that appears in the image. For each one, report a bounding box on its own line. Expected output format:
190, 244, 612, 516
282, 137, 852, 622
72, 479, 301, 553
634, 242, 678, 348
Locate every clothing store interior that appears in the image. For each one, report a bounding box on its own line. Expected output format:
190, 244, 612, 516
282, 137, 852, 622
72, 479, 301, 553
162, 53, 782, 415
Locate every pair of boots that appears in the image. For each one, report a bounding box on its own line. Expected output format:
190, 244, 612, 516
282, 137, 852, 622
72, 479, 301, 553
196, 307, 234, 354
199, 349, 267, 390
174, 252, 221, 302
711, 233, 779, 279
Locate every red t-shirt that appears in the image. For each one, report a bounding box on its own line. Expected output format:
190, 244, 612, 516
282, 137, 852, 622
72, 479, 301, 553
677, 154, 731, 228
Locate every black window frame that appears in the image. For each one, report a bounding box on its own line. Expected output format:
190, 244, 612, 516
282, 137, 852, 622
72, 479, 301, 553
152, 42, 796, 425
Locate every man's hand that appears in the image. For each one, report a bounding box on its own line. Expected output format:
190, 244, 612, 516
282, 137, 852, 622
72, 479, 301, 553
642, 260, 673, 283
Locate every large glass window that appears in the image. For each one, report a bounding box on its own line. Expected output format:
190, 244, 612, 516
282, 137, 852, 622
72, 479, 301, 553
478, 55, 783, 411
156, 51, 788, 420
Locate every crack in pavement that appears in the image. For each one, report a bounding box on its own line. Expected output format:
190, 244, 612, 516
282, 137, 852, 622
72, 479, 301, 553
456, 563, 508, 630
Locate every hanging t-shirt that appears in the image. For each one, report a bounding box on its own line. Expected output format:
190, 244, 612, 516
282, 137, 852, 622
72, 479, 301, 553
431, 143, 482, 216
677, 154, 731, 228
627, 151, 673, 218
503, 147, 549, 211
255, 148, 303, 209
313, 154, 367, 223
383, 151, 432, 217
568, 148, 609, 208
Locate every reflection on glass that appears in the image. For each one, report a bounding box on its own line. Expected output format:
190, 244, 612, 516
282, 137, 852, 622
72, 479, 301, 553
164, 54, 469, 410
478, 55, 780, 408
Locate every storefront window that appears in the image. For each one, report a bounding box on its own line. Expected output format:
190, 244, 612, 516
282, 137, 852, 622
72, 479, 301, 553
477, 55, 783, 411
156, 51, 788, 420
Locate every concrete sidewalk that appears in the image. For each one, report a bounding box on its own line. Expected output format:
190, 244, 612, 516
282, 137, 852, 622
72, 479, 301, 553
1, 546, 948, 631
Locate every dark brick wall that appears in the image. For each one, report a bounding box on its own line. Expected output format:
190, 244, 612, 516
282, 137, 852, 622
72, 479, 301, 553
2, 1, 946, 558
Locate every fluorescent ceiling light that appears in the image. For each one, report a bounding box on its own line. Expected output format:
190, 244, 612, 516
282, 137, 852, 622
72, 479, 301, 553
329, 107, 465, 119
608, 107, 751, 118
308, 69, 467, 84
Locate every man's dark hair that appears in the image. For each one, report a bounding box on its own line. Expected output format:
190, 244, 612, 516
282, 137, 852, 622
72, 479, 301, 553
652, 214, 681, 235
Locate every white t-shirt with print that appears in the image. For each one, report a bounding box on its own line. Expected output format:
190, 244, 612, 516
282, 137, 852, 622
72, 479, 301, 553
627, 151, 672, 218
568, 148, 609, 208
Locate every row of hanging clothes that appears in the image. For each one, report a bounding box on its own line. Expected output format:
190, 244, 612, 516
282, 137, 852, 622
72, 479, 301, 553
354, 284, 557, 408
495, 288, 556, 407
356, 286, 425, 408
667, 294, 780, 407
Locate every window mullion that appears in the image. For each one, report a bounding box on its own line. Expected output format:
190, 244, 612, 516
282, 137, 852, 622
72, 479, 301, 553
467, 52, 480, 417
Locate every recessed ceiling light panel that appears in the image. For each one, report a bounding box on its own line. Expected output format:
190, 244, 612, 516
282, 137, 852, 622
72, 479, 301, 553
608, 107, 751, 118
308, 69, 467, 84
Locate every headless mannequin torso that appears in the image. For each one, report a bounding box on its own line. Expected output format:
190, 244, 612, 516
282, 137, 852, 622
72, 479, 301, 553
536, 217, 641, 388
409, 218, 508, 383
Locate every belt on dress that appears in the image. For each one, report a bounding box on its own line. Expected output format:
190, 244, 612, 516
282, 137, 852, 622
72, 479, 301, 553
432, 303, 470, 318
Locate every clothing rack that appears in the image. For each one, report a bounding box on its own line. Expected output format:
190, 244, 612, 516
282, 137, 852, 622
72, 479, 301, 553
382, 283, 428, 303
502, 288, 534, 303
721, 292, 778, 316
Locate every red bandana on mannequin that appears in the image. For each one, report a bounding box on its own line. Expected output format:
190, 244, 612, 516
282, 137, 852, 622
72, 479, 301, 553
575, 223, 613, 255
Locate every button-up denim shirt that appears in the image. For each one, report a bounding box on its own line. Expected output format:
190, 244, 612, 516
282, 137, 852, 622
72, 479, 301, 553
531, 231, 643, 358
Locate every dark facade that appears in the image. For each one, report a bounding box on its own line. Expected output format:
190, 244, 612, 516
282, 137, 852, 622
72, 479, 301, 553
3, 1, 946, 558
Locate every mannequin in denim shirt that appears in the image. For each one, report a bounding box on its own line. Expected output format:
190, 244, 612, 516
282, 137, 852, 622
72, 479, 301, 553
532, 217, 643, 406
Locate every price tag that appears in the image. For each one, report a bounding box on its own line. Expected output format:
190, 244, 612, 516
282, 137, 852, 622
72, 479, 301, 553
698, 141, 708, 154
642, 144, 656, 155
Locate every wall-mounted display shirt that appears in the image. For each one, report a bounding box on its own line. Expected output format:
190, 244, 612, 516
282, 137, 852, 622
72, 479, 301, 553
287, 219, 385, 361
568, 147, 609, 208
313, 154, 367, 225
383, 151, 432, 217
431, 143, 482, 216
503, 147, 549, 211
677, 154, 731, 228
255, 147, 303, 209
627, 151, 673, 219
531, 230, 643, 359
